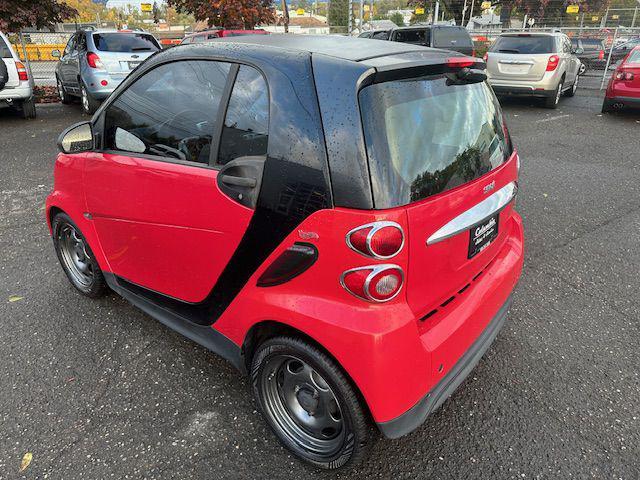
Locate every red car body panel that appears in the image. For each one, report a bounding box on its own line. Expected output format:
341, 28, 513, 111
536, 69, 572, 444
605, 46, 640, 105
212, 152, 523, 423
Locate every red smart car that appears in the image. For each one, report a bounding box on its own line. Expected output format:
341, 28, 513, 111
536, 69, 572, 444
602, 45, 640, 113
47, 36, 524, 469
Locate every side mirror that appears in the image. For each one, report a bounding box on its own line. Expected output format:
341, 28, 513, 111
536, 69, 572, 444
51, 49, 61, 59
57, 122, 94, 154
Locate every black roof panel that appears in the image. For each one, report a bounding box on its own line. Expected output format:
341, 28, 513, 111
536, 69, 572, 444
208, 34, 432, 62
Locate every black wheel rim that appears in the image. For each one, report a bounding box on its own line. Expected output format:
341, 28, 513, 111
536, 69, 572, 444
57, 223, 94, 288
260, 354, 345, 459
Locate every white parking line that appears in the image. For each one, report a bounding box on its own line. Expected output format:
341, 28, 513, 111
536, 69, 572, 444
536, 114, 570, 123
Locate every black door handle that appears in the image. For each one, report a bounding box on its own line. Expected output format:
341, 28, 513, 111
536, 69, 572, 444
220, 174, 256, 188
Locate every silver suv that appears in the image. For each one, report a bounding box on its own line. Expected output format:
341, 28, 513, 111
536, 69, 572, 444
53, 29, 161, 114
0, 31, 36, 118
485, 32, 582, 109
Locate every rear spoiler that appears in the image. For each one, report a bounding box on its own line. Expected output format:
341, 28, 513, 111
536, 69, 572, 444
369, 56, 486, 84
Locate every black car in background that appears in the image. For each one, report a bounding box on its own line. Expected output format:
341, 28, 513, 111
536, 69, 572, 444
360, 25, 475, 56
570, 37, 606, 71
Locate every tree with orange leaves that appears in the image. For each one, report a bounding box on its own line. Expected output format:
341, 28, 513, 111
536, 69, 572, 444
167, 0, 275, 29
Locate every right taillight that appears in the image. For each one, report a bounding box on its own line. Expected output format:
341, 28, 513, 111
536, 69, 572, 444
615, 70, 634, 81
341, 265, 404, 302
15, 61, 28, 81
346, 221, 404, 259
86, 52, 104, 69
598, 50, 605, 60
546, 55, 559, 71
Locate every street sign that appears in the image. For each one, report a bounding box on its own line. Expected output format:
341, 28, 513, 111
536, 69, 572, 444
415, 7, 425, 15
296, 8, 305, 15
141, 3, 152, 12
527, 17, 535, 26
591, 15, 599, 21
481, 1, 491, 9
566, 5, 579, 14
612, 14, 620, 20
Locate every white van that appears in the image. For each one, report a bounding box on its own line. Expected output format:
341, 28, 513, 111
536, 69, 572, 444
0, 32, 36, 118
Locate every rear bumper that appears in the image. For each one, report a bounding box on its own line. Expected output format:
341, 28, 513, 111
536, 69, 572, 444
0, 84, 32, 101
491, 84, 555, 98
605, 95, 640, 108
378, 294, 512, 438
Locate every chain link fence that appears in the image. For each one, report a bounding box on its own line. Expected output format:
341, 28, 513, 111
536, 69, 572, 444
8, 31, 73, 87
469, 26, 640, 90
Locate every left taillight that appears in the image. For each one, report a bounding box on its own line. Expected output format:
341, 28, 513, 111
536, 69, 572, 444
341, 265, 404, 303
546, 55, 559, 71
86, 52, 104, 69
598, 50, 605, 60
15, 61, 28, 81
615, 70, 634, 81
346, 221, 404, 259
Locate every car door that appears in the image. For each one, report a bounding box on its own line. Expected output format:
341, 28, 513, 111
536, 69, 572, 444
563, 36, 578, 82
84, 60, 268, 303
59, 34, 77, 85
66, 33, 81, 87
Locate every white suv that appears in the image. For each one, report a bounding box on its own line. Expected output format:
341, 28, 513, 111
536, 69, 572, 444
0, 32, 36, 118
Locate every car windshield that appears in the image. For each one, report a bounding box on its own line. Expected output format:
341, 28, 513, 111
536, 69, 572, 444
93, 33, 160, 52
490, 35, 554, 54
0, 36, 11, 58
359, 75, 510, 208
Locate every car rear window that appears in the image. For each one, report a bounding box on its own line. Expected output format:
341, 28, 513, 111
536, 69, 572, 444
359, 76, 511, 208
580, 39, 604, 50
627, 49, 640, 63
490, 35, 555, 54
433, 28, 473, 48
0, 36, 12, 58
395, 29, 430, 45
93, 33, 160, 52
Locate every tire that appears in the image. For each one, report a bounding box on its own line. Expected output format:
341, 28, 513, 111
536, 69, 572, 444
57, 76, 72, 104
565, 75, 578, 97
544, 80, 563, 109
52, 212, 107, 298
80, 81, 100, 114
251, 336, 371, 469
18, 97, 37, 119
601, 98, 613, 113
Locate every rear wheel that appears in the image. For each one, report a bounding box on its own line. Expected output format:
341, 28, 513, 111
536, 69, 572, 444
544, 80, 563, 109
52, 213, 107, 298
18, 97, 36, 119
251, 336, 371, 469
80, 82, 100, 114
57, 76, 72, 104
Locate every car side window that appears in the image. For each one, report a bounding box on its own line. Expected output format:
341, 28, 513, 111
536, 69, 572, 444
103, 60, 231, 165
63, 35, 76, 56
216, 65, 269, 166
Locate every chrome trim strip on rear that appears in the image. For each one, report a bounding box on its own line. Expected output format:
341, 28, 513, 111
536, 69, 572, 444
426, 182, 518, 246
498, 59, 535, 65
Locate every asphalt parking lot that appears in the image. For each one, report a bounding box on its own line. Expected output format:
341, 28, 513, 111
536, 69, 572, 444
1, 90, 638, 479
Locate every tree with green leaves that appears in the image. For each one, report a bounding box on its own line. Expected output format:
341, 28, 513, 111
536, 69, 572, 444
0, 0, 76, 31
328, 0, 350, 29
389, 11, 405, 26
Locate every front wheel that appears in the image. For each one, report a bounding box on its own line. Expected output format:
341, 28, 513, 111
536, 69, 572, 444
52, 213, 107, 298
251, 336, 371, 469
544, 80, 563, 109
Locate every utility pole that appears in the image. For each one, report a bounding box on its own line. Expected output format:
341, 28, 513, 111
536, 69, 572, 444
579, 12, 584, 35
469, 0, 475, 28
461, 0, 468, 27
281, 0, 289, 33
632, 6, 638, 28
348, 0, 353, 34
600, 7, 609, 28
359, 0, 364, 32
433, 0, 439, 25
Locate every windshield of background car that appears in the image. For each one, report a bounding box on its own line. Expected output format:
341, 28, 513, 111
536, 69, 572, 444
359, 75, 511, 209
0, 36, 11, 58
93, 33, 160, 52
490, 35, 554, 54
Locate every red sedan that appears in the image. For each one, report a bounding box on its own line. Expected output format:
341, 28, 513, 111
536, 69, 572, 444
602, 45, 640, 113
